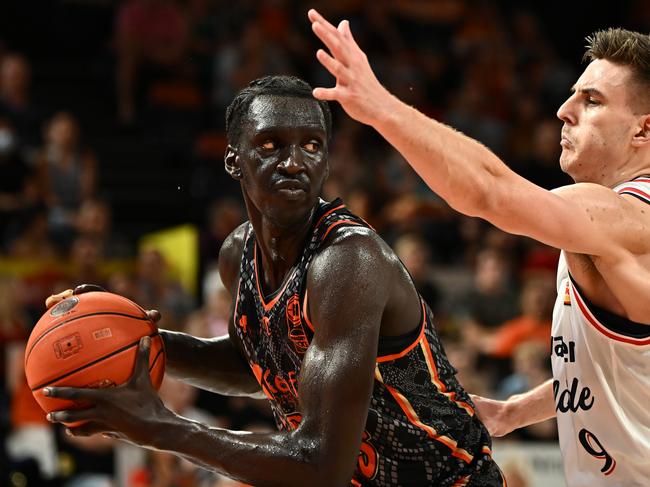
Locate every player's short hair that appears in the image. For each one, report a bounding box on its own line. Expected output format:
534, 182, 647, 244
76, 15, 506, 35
584, 28, 650, 113
225, 75, 332, 145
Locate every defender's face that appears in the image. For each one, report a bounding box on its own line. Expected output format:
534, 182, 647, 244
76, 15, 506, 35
556, 59, 642, 186
234, 95, 328, 226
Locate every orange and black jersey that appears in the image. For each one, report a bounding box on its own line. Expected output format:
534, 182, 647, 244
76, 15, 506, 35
232, 198, 503, 486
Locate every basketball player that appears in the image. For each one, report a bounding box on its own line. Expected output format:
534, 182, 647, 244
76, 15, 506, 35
43, 76, 504, 486
309, 9, 650, 486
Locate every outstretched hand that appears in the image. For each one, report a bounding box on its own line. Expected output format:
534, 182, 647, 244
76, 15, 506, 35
45, 336, 171, 447
308, 9, 392, 126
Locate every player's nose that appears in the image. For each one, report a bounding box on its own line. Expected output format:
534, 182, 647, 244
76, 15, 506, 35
278, 145, 305, 174
557, 95, 577, 125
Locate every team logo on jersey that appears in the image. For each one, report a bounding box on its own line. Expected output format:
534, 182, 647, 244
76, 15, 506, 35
286, 294, 309, 353
239, 314, 248, 334
564, 281, 571, 306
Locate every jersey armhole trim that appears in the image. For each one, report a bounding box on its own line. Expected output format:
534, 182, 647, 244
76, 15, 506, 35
376, 299, 426, 363
569, 275, 650, 344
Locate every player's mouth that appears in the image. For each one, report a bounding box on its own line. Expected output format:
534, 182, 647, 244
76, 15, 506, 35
273, 179, 308, 197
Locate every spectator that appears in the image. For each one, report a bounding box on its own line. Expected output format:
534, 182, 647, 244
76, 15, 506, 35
115, 0, 190, 125
36, 112, 97, 250
134, 248, 193, 331
0, 53, 42, 158
0, 118, 39, 249
76, 199, 132, 259
394, 233, 441, 315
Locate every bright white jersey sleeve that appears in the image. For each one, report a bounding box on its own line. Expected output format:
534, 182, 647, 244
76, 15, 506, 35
551, 177, 650, 487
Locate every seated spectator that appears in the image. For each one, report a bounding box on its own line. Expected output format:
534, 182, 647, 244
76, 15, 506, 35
468, 275, 555, 360
7, 209, 57, 260
0, 118, 39, 249
2, 276, 58, 482
0, 53, 43, 159
76, 198, 132, 258
134, 248, 193, 331
393, 233, 441, 317
36, 112, 97, 251
115, 0, 189, 125
455, 247, 520, 333
68, 236, 107, 289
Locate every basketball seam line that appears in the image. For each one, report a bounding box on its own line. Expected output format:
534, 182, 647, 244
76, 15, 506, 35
26, 311, 150, 364
30, 331, 160, 391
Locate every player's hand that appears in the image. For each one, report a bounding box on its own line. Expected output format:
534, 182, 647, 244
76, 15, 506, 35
44, 336, 171, 446
470, 394, 517, 438
308, 9, 392, 126
45, 284, 161, 324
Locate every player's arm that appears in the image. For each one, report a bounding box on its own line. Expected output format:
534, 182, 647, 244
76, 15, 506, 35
48, 228, 388, 487
150, 228, 385, 485
308, 10, 648, 258
160, 223, 263, 398
471, 379, 556, 437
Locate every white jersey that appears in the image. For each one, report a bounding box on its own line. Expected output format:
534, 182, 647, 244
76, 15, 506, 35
551, 176, 650, 487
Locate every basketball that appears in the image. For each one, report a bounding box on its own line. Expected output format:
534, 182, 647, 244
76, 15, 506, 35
24, 291, 165, 424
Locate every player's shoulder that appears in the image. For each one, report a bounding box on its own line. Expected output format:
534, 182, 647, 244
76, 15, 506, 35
218, 222, 250, 291
312, 225, 398, 278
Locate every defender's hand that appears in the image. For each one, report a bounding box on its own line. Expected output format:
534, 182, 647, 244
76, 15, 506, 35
470, 394, 517, 438
308, 9, 392, 127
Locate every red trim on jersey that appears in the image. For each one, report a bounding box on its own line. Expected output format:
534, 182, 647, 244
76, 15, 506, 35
381, 381, 474, 464
322, 219, 363, 241
254, 243, 296, 312
376, 300, 426, 363
631, 177, 650, 183
302, 290, 315, 333
617, 186, 650, 202
571, 284, 650, 345
314, 203, 345, 229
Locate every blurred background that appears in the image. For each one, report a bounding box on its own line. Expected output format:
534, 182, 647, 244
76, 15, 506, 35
0, 0, 647, 486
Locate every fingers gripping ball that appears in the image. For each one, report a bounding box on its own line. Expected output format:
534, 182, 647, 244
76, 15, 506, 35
24, 291, 165, 426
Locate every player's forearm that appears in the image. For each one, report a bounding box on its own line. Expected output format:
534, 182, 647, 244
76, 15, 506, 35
506, 379, 556, 429
371, 94, 516, 219
159, 330, 263, 398
151, 415, 349, 487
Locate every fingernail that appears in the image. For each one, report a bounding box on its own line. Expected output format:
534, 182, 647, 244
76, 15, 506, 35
46, 413, 52, 422
65, 428, 72, 436
143, 336, 151, 346
43, 388, 51, 396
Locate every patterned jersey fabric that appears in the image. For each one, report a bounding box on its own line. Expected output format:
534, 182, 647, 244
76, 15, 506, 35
232, 198, 503, 486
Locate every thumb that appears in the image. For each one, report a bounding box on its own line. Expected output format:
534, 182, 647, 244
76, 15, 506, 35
45, 289, 74, 309
132, 336, 153, 385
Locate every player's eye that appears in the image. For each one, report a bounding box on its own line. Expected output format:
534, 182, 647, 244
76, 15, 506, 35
303, 141, 320, 153
586, 97, 600, 106
261, 140, 276, 151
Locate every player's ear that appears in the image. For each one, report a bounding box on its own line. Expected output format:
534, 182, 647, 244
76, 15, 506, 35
631, 113, 650, 148
224, 145, 242, 180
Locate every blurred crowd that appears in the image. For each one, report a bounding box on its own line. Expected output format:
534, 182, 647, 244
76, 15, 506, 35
0, 0, 648, 486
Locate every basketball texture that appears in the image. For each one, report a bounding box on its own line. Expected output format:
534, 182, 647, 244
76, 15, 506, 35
24, 291, 165, 421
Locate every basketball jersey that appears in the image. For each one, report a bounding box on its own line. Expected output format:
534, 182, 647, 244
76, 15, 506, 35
232, 198, 503, 486
551, 176, 650, 486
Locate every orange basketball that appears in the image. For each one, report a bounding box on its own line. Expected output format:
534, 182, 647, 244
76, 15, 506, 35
24, 291, 165, 424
